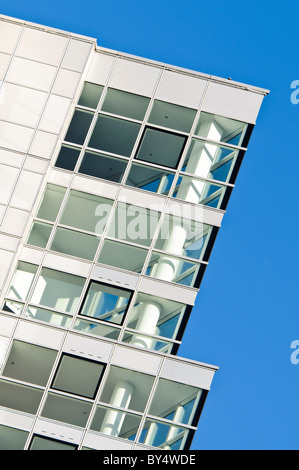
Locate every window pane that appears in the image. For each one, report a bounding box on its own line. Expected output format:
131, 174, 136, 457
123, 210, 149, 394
0, 380, 43, 414
125, 163, 175, 195
73, 319, 120, 340
148, 100, 196, 133
26, 306, 72, 327
88, 115, 141, 157
139, 419, 188, 449
80, 282, 131, 325
173, 175, 225, 208
101, 88, 150, 120
29, 435, 77, 450
7, 262, 37, 301
90, 405, 141, 440
98, 240, 147, 273
41, 393, 92, 427
78, 82, 103, 109
64, 109, 94, 145
123, 332, 173, 353
135, 127, 186, 169
2, 299, 24, 315
194, 111, 247, 146
30, 268, 85, 314
51, 227, 99, 261
3, 340, 57, 386
37, 184, 66, 222
79, 151, 127, 183
146, 252, 200, 287
0, 425, 28, 450
51, 354, 105, 399
55, 145, 81, 171
27, 221, 52, 248
60, 190, 113, 234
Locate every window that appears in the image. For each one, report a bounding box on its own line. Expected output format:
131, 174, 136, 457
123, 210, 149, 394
125, 162, 175, 195
79, 150, 128, 183
97, 239, 148, 273
90, 406, 141, 440
50, 227, 99, 260
29, 435, 77, 450
194, 111, 248, 146
78, 82, 103, 109
51, 354, 105, 399
41, 393, 93, 427
101, 88, 150, 120
36, 184, 66, 222
146, 252, 201, 287
55, 145, 81, 171
138, 419, 189, 449
148, 100, 196, 133
173, 174, 227, 209
0, 425, 28, 450
0, 380, 43, 414
6, 262, 37, 302
80, 281, 132, 325
64, 108, 94, 145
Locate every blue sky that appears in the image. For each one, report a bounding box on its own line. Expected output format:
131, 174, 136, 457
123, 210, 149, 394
1, 0, 298, 450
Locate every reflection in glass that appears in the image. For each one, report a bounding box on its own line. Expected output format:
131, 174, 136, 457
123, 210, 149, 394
7, 262, 37, 302
27, 221, 53, 248
173, 175, 226, 209
125, 163, 175, 195
138, 419, 189, 449
78, 82, 104, 109
2, 299, 24, 315
90, 405, 141, 440
195, 111, 247, 146
146, 252, 200, 287
37, 184, 66, 222
73, 319, 120, 340
26, 306, 72, 327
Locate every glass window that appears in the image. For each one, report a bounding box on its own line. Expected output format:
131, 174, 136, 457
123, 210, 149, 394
125, 163, 175, 195
73, 319, 120, 340
146, 252, 200, 287
90, 405, 141, 440
194, 111, 248, 146
99, 366, 155, 413
173, 174, 226, 209
88, 115, 141, 157
41, 392, 92, 427
80, 282, 132, 325
0, 380, 43, 414
6, 262, 37, 302
149, 379, 202, 426
27, 221, 53, 248
148, 100, 196, 133
37, 184, 66, 222
138, 419, 189, 449
55, 145, 81, 171
135, 127, 187, 169
123, 332, 174, 353
64, 109, 94, 145
97, 240, 147, 273
29, 435, 77, 450
50, 227, 99, 261
1, 299, 24, 315
0, 425, 28, 450
26, 306, 72, 328
30, 268, 85, 314
101, 88, 150, 120
78, 82, 104, 109
79, 150, 128, 183
107, 202, 160, 247
51, 354, 105, 399
3, 340, 57, 387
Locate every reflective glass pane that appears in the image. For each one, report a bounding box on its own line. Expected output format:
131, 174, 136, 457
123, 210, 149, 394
37, 184, 66, 222
0, 425, 28, 450
148, 100, 196, 133
73, 319, 120, 340
79, 150, 128, 183
55, 145, 81, 171
29, 435, 77, 450
27, 221, 52, 248
64, 109, 94, 145
30, 268, 85, 314
139, 419, 189, 449
101, 88, 150, 120
98, 240, 147, 273
146, 252, 200, 287
2, 299, 24, 315
80, 282, 131, 325
26, 306, 72, 327
50, 227, 99, 261
135, 127, 186, 169
173, 175, 225, 208
123, 332, 173, 353
0, 380, 43, 414
41, 393, 92, 427
194, 112, 248, 146
88, 115, 141, 157
78, 82, 104, 109
7, 262, 37, 301
125, 163, 175, 195
90, 405, 141, 440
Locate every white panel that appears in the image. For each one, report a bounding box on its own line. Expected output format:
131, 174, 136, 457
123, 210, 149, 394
6, 57, 56, 91
23, 156, 49, 174
15, 320, 65, 349
63, 333, 113, 363
0, 315, 17, 337
0, 233, 19, 251
0, 149, 24, 167
62, 39, 93, 72
156, 70, 208, 108
112, 345, 161, 375
161, 358, 217, 390
1, 207, 30, 236
47, 168, 72, 187
16, 27, 68, 66
10, 170, 43, 210
0, 164, 19, 204
91, 265, 139, 290
0, 83, 47, 127
0, 52, 10, 80
0, 20, 22, 54
0, 335, 10, 368
139, 277, 197, 305
202, 82, 265, 124
52, 68, 81, 98
71, 174, 118, 201
165, 199, 223, 227
19, 247, 44, 266
34, 419, 83, 444
43, 252, 91, 278
109, 58, 161, 96
0, 250, 15, 290
0, 121, 34, 152
83, 432, 133, 450
118, 186, 166, 213
29, 130, 58, 159
86, 51, 114, 85
39, 95, 71, 134
0, 409, 34, 431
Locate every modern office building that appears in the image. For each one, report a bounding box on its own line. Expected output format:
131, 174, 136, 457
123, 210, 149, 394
0, 15, 268, 450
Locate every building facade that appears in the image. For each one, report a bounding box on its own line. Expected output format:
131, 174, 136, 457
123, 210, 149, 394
0, 15, 268, 450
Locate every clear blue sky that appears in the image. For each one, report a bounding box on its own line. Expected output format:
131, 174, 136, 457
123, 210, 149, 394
1, 0, 298, 450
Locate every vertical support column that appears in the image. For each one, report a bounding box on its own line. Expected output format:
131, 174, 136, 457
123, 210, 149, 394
100, 381, 134, 437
